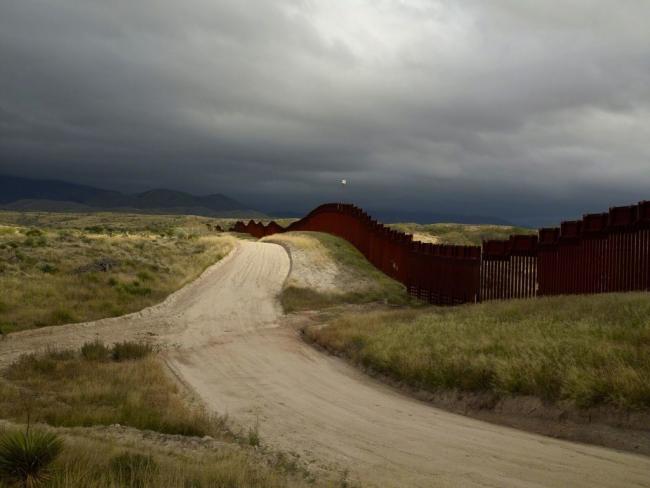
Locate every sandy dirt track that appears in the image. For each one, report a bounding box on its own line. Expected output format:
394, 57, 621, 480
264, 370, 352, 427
2, 241, 650, 487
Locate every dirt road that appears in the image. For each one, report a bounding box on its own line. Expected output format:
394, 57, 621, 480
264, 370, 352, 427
2, 241, 649, 487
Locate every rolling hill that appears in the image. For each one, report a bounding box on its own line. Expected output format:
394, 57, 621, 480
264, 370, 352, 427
0, 174, 263, 217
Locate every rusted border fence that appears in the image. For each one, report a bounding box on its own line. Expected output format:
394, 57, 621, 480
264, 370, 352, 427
536, 203, 650, 295
480, 235, 538, 301
232, 200, 650, 305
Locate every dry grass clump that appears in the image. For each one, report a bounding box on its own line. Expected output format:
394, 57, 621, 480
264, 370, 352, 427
388, 222, 534, 246
0, 426, 314, 488
306, 292, 650, 410
264, 232, 411, 312
0, 217, 235, 333
0, 344, 224, 437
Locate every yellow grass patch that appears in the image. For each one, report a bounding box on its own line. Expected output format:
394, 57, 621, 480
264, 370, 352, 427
0, 218, 235, 333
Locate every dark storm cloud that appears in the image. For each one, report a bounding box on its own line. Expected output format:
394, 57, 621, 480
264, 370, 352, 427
1, 0, 650, 224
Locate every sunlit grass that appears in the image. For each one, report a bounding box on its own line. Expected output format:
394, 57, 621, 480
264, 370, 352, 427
0, 215, 235, 333
306, 292, 650, 410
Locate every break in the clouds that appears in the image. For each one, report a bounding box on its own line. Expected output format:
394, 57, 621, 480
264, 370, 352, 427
1, 0, 650, 224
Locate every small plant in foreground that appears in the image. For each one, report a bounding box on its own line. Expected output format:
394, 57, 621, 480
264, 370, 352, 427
0, 428, 63, 488
80, 340, 110, 361
111, 341, 153, 361
246, 420, 261, 447
37, 264, 57, 274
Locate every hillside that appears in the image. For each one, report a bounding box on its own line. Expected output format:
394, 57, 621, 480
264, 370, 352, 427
263, 231, 410, 311
388, 222, 535, 246
0, 174, 263, 218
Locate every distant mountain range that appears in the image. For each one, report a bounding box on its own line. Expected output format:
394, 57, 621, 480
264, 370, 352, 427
0, 174, 515, 225
0, 175, 264, 218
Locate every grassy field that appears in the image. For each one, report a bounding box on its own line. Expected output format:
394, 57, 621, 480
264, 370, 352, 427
0, 210, 297, 233
305, 292, 650, 411
0, 345, 317, 488
388, 222, 534, 246
263, 232, 411, 312
6, 433, 310, 488
0, 212, 236, 333
0, 210, 242, 234
0, 344, 223, 436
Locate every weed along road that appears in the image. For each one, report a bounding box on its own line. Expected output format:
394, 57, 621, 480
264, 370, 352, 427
2, 241, 649, 487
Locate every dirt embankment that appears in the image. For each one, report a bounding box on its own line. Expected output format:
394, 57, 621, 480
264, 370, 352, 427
263, 232, 387, 295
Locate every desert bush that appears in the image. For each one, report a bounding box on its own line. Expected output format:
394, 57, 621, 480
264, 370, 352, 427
83, 226, 104, 234
80, 340, 110, 361
23, 237, 47, 248
56, 230, 72, 241
118, 281, 152, 296
49, 309, 75, 325
111, 342, 153, 361
0, 428, 63, 488
43, 350, 75, 362
38, 264, 57, 274
136, 271, 152, 282
246, 421, 261, 448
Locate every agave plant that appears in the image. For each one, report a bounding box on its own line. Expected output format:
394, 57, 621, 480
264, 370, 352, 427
0, 429, 63, 488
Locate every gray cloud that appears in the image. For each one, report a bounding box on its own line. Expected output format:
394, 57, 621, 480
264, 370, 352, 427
1, 0, 650, 224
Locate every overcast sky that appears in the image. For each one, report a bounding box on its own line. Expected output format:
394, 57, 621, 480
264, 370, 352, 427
1, 0, 650, 224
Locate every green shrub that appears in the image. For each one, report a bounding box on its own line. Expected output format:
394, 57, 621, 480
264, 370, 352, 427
247, 422, 261, 448
118, 281, 152, 296
44, 349, 75, 362
80, 340, 110, 361
0, 429, 63, 488
12, 350, 75, 376
136, 271, 152, 282
38, 264, 57, 274
23, 237, 47, 248
56, 230, 72, 241
49, 309, 75, 325
111, 342, 153, 361
84, 226, 104, 234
